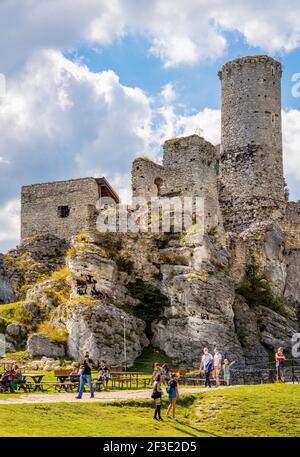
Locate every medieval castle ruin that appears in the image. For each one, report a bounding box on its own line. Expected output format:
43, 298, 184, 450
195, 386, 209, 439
3, 55, 299, 371
20, 55, 300, 250
21, 177, 119, 241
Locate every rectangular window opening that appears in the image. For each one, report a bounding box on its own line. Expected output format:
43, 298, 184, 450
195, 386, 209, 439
58, 205, 70, 218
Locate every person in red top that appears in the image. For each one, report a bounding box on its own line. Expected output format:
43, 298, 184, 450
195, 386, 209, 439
275, 347, 286, 382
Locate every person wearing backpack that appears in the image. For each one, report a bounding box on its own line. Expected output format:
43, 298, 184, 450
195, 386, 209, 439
166, 373, 179, 420
199, 347, 213, 387
151, 374, 163, 421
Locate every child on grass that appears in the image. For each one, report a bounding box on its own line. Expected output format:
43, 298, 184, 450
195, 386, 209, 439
223, 359, 235, 386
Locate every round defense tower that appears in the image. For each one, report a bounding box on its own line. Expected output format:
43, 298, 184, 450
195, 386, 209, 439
218, 55, 285, 232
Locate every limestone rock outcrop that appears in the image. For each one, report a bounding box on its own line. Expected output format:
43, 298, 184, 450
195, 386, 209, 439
27, 334, 66, 358
0, 256, 15, 303
58, 301, 149, 365
151, 234, 244, 368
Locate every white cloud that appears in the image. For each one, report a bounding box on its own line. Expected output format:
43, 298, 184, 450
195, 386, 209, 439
283, 109, 300, 182
160, 83, 176, 104
0, 48, 223, 249
0, 199, 20, 242
152, 106, 221, 145
1, 1, 300, 71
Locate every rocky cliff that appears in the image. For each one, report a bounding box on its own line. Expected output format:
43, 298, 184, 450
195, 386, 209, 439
1, 219, 299, 370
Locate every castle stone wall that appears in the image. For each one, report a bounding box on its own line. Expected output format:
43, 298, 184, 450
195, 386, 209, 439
131, 135, 224, 236
131, 158, 164, 200
219, 56, 285, 233
283, 201, 300, 250
21, 178, 100, 241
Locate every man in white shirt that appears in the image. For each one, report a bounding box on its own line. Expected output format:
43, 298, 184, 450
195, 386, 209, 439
199, 347, 213, 387
213, 347, 222, 386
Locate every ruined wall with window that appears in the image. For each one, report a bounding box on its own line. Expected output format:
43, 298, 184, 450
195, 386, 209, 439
218, 56, 286, 233
21, 178, 102, 241
131, 158, 164, 200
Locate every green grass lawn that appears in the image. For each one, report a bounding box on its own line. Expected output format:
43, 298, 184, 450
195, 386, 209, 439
196, 384, 300, 437
0, 396, 201, 437
0, 384, 299, 437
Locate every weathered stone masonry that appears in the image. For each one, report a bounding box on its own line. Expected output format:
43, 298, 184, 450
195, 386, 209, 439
218, 56, 286, 233
131, 135, 224, 235
21, 177, 119, 241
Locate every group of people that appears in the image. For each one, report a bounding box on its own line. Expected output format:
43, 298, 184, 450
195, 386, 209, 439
0, 364, 26, 392
151, 365, 179, 421
199, 347, 235, 387
0, 346, 289, 414
149, 348, 235, 421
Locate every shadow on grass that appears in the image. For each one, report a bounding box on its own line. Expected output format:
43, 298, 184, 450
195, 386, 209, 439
166, 418, 220, 438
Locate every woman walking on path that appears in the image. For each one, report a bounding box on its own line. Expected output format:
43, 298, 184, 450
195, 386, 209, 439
152, 374, 163, 421
275, 347, 286, 382
200, 347, 213, 387
166, 373, 179, 420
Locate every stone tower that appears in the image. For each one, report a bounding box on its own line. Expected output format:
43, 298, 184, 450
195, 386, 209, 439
218, 55, 285, 232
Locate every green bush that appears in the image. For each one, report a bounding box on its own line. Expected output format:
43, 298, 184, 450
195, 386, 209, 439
95, 232, 122, 253
127, 280, 169, 335
236, 252, 286, 316
0, 302, 24, 321
37, 322, 68, 345
116, 256, 134, 274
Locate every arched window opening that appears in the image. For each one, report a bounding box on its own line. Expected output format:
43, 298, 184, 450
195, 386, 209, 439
154, 177, 164, 196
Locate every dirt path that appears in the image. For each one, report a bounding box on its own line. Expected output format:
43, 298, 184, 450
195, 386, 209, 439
0, 387, 220, 405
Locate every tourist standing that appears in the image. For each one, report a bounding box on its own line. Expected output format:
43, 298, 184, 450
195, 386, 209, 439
223, 359, 235, 386
76, 351, 95, 399
200, 347, 213, 387
213, 347, 222, 386
152, 363, 162, 382
275, 347, 286, 382
161, 364, 171, 384
166, 373, 179, 420
152, 374, 163, 421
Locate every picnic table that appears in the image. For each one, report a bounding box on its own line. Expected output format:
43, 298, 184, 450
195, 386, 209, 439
110, 371, 147, 389
54, 369, 78, 392
22, 373, 44, 391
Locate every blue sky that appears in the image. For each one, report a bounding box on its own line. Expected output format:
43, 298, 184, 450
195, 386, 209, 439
0, 0, 300, 251
67, 31, 300, 112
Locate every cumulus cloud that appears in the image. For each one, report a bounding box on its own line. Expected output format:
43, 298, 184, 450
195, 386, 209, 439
282, 109, 300, 182
0, 48, 223, 249
1, 1, 300, 71
0, 46, 299, 251
1, 1, 300, 250
0, 49, 153, 248
160, 83, 176, 104
0, 199, 20, 242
